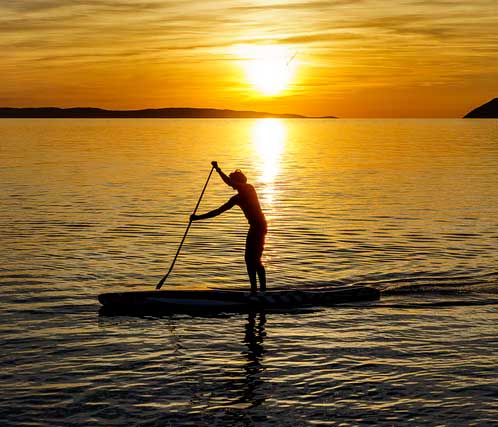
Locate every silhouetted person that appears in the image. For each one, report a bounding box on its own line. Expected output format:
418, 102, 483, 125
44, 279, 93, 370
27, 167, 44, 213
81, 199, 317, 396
191, 161, 267, 294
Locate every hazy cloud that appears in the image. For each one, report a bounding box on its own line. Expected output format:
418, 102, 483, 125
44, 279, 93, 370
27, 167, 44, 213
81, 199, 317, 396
3, 1, 497, 54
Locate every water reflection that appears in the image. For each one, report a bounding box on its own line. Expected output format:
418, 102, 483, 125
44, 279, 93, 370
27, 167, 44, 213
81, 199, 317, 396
240, 312, 267, 409
98, 312, 269, 414
252, 119, 285, 184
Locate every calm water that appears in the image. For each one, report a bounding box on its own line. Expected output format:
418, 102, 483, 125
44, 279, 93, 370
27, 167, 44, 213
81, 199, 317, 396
1, 119, 498, 426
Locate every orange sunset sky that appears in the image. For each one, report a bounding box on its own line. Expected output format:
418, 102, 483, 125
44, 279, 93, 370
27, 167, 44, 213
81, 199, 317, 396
2, 0, 498, 117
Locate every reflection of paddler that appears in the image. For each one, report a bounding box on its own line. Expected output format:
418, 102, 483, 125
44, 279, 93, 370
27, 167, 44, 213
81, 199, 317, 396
242, 312, 266, 409
244, 312, 266, 360
191, 161, 267, 295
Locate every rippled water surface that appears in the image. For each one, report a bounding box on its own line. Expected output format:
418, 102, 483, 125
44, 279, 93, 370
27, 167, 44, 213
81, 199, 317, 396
1, 119, 498, 426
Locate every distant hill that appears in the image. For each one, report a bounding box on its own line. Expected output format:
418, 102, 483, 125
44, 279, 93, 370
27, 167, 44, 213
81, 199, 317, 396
0, 107, 334, 119
464, 98, 498, 118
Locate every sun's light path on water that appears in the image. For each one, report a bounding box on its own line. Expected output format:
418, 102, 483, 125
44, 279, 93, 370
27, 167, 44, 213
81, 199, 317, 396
252, 119, 285, 185
236, 45, 296, 96
252, 119, 285, 260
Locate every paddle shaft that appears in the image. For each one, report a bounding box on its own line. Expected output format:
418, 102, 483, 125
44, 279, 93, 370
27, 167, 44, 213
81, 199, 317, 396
156, 166, 215, 289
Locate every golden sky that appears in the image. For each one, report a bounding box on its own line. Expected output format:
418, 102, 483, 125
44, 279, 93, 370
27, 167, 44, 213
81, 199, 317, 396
1, 0, 497, 117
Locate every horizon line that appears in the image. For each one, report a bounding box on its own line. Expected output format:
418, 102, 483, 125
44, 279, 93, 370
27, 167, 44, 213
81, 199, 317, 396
0, 105, 487, 119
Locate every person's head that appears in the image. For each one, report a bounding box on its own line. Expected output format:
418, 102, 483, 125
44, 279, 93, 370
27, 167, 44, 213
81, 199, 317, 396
229, 169, 247, 188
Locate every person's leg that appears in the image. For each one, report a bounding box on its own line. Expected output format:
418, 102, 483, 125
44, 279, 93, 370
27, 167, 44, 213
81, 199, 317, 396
255, 228, 267, 292
245, 230, 258, 294
246, 227, 267, 293
246, 262, 258, 294
256, 263, 266, 292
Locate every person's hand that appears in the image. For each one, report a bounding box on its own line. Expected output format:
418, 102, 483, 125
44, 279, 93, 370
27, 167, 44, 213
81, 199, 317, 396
211, 161, 219, 170
190, 214, 198, 222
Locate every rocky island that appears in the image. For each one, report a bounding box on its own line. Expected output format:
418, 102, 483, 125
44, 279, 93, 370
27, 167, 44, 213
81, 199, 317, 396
464, 98, 498, 118
0, 107, 335, 119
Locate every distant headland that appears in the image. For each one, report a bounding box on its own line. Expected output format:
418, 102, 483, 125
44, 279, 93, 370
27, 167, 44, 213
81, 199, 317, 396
0, 107, 336, 119
464, 98, 498, 118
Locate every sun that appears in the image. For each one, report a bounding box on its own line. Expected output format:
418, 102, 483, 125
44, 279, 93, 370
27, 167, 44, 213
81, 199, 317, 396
236, 45, 297, 96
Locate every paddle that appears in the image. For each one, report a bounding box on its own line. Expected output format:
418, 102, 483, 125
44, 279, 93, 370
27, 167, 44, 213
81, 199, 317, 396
156, 166, 215, 289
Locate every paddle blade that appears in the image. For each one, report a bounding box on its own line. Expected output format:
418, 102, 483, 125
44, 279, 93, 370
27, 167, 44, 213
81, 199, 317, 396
156, 278, 165, 290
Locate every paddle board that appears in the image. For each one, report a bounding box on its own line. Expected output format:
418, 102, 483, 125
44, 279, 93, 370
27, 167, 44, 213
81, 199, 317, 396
98, 286, 380, 314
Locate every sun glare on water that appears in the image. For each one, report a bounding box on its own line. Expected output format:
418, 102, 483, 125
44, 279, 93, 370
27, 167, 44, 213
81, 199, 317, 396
236, 45, 297, 96
252, 119, 285, 183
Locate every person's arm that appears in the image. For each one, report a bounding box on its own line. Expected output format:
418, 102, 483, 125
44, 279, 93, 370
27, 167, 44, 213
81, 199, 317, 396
191, 196, 238, 222
211, 161, 233, 187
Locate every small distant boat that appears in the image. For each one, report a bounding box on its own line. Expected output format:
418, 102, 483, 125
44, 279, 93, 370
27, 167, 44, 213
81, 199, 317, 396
98, 286, 380, 315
